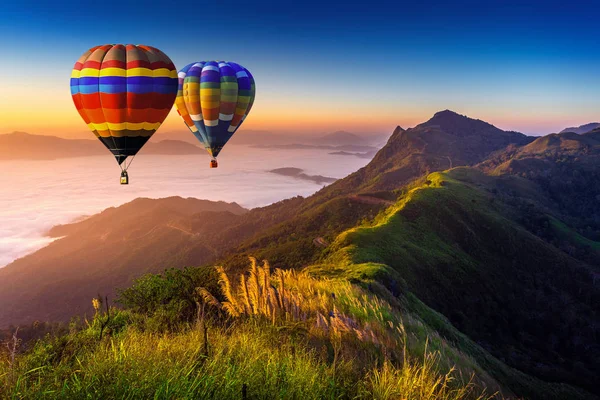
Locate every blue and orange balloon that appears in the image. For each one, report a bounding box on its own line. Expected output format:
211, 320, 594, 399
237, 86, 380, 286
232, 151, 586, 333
175, 61, 256, 167
70, 44, 178, 182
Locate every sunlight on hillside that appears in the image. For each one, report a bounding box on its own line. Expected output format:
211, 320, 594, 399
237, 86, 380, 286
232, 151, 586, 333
0, 258, 499, 399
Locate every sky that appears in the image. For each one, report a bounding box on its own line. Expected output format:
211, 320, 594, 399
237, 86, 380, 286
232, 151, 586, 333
0, 0, 598, 138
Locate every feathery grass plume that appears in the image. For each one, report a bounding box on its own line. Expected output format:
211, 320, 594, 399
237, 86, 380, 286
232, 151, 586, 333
276, 268, 285, 310
267, 286, 278, 321
92, 297, 101, 314
362, 350, 492, 400
239, 274, 252, 314
216, 266, 241, 317
202, 259, 389, 348
197, 287, 222, 310
261, 260, 270, 315
316, 312, 330, 334
247, 259, 261, 315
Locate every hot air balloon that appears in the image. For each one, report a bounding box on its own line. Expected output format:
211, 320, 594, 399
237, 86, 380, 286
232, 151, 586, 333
70, 44, 178, 184
175, 61, 256, 168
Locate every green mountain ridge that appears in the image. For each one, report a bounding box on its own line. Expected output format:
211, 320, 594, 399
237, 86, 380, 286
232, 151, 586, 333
321, 168, 598, 394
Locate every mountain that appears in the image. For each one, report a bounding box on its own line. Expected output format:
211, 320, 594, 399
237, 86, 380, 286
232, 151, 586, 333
142, 140, 203, 155
0, 132, 203, 160
269, 167, 337, 184
327, 167, 599, 395
560, 122, 600, 134
315, 110, 533, 197
157, 129, 380, 147
250, 143, 377, 152
153, 129, 293, 146
0, 110, 539, 323
317, 130, 367, 146
329, 150, 377, 159
0, 132, 106, 159
149, 130, 198, 144
2, 110, 599, 398
0, 197, 246, 325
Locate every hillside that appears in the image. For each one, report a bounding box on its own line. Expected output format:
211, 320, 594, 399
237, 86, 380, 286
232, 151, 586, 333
213, 111, 537, 271
314, 110, 533, 197
324, 168, 599, 395
0, 132, 203, 160
2, 172, 597, 399
560, 122, 600, 134
0, 258, 519, 399
479, 130, 600, 246
0, 197, 246, 326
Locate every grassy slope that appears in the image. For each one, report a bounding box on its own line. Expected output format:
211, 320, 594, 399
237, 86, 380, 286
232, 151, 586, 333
1, 264, 504, 400
317, 167, 598, 399
1, 170, 597, 399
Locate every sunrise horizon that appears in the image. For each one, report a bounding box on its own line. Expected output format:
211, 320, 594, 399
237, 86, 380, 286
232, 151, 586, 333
2, 1, 598, 139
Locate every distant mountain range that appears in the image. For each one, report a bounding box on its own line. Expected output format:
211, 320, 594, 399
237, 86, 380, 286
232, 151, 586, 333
1, 110, 599, 398
0, 130, 384, 160
156, 129, 282, 145
0, 132, 203, 160
317, 130, 368, 146
251, 143, 377, 152
560, 122, 600, 134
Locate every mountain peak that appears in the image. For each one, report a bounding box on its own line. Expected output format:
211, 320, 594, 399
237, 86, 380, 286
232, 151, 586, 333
423, 109, 494, 128
415, 110, 514, 138
432, 109, 461, 118
5, 131, 33, 137
319, 130, 366, 146
392, 126, 405, 135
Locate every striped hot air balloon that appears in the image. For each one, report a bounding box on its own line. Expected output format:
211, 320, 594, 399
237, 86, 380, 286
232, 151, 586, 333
175, 61, 256, 168
70, 44, 178, 183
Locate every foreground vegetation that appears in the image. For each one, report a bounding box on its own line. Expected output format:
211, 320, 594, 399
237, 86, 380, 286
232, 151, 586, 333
1, 259, 500, 399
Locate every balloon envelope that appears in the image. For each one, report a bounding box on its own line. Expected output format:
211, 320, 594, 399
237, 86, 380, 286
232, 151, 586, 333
71, 44, 178, 165
175, 61, 255, 158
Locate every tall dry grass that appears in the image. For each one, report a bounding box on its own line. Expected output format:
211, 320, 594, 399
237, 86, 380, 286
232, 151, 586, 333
198, 257, 399, 348
0, 258, 500, 399
362, 351, 490, 400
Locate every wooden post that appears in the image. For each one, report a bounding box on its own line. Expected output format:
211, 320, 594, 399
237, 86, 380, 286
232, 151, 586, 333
203, 322, 209, 357
99, 296, 111, 341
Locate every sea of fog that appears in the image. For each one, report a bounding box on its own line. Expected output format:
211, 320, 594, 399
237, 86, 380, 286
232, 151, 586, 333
0, 145, 371, 267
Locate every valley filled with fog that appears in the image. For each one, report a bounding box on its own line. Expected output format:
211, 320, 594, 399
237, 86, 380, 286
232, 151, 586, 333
0, 145, 370, 267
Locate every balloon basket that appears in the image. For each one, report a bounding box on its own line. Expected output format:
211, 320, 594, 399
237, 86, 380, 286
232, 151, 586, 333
120, 171, 129, 185
210, 159, 218, 168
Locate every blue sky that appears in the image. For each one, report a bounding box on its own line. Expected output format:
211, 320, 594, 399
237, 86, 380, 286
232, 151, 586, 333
0, 0, 598, 136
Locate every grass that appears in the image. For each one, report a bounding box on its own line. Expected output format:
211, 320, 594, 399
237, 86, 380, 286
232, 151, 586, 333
320, 168, 598, 400
0, 324, 493, 399
1, 259, 500, 400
